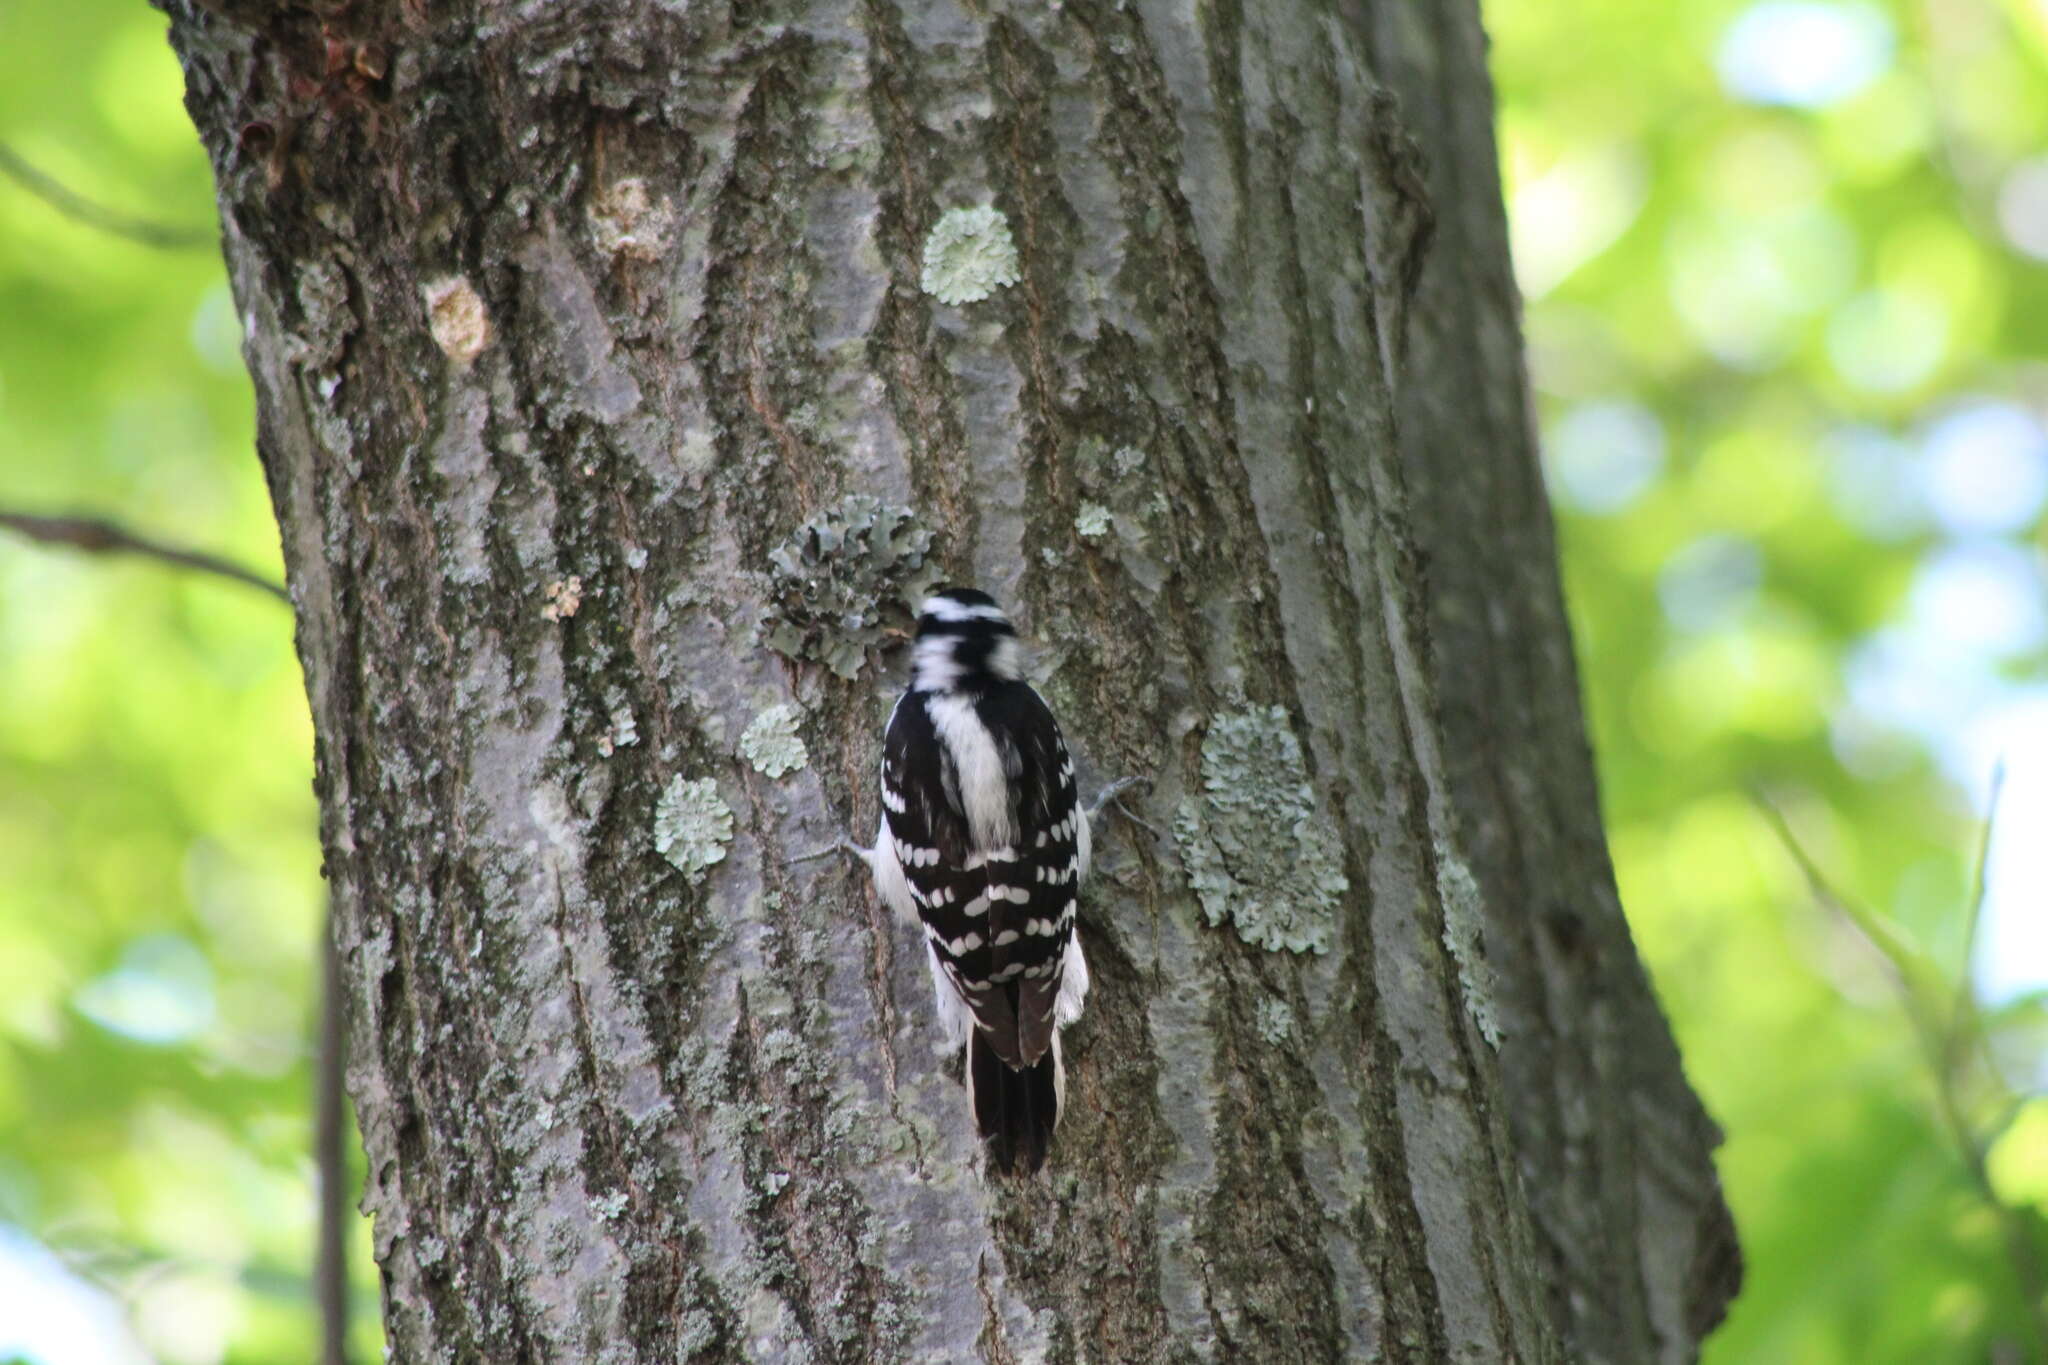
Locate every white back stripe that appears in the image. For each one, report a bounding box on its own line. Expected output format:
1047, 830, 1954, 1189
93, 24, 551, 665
924, 691, 1015, 850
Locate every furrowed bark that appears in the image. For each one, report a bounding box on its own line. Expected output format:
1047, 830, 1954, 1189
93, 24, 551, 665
159, 0, 1739, 1361
1364, 8, 1746, 1359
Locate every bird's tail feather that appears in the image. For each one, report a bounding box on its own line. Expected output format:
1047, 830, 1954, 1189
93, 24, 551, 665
967, 1030, 1059, 1174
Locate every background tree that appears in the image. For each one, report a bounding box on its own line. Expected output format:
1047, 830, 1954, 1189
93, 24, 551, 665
7, 0, 2044, 1362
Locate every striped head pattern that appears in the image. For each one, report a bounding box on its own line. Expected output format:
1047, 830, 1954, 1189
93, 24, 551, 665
912, 587, 1024, 692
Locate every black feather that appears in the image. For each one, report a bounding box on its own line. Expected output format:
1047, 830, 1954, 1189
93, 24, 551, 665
970, 1030, 1058, 1175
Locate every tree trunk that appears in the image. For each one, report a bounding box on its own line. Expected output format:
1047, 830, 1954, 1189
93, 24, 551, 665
161, 0, 1739, 1360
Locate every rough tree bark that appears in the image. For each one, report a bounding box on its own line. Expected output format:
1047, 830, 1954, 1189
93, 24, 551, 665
161, 0, 1740, 1360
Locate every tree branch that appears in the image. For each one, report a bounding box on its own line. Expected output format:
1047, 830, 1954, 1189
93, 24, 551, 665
0, 142, 215, 250
0, 510, 288, 603
316, 914, 351, 1365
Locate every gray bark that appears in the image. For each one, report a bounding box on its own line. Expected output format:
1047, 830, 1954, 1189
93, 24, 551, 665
161, 0, 1739, 1361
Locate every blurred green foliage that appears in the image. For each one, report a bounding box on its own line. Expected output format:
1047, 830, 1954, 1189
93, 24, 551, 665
0, 0, 2043, 1361
1493, 0, 2048, 1358
0, 2, 376, 1362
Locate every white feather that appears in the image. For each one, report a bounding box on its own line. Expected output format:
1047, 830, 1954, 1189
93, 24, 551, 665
987, 636, 1023, 681
911, 635, 965, 692
868, 815, 917, 923
924, 940, 973, 1055
1054, 929, 1089, 1026
921, 595, 1010, 623
925, 692, 1015, 850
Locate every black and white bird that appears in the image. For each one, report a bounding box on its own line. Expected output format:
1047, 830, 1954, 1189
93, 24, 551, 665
867, 587, 1092, 1174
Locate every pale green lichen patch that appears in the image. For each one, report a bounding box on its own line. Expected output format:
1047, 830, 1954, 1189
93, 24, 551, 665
1436, 839, 1502, 1048
598, 694, 639, 758
654, 776, 733, 884
1255, 998, 1295, 1045
1112, 444, 1147, 477
919, 205, 1020, 305
765, 495, 939, 679
740, 704, 808, 777
677, 426, 717, 479
1172, 706, 1349, 954
1075, 502, 1113, 539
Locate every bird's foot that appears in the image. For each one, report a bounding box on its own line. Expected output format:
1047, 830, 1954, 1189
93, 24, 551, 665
789, 834, 875, 869
1088, 775, 1159, 836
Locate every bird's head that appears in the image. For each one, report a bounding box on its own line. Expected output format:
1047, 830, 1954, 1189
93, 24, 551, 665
912, 587, 1023, 692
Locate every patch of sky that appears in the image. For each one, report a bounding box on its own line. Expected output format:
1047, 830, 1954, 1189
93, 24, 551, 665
1997, 157, 2048, 262
1961, 695, 2048, 1007
1916, 401, 2048, 538
1717, 2, 1893, 109
188, 283, 244, 378
1544, 399, 1666, 513
1659, 535, 1764, 631
1840, 531, 2048, 1004
1905, 541, 2046, 660
1845, 629, 2005, 750
1824, 426, 1927, 541
0, 1224, 151, 1365
72, 934, 215, 1046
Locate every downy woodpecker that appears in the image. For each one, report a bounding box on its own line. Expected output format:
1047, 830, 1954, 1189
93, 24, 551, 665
867, 588, 1091, 1174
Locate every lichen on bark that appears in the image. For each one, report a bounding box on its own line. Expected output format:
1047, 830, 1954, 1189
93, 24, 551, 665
1171, 705, 1349, 955
739, 704, 809, 778
653, 776, 734, 883
764, 496, 940, 680
918, 204, 1021, 305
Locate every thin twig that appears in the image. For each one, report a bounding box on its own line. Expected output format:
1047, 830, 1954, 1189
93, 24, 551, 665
1953, 764, 2005, 1058
0, 142, 214, 250
1754, 791, 1940, 1011
0, 511, 288, 603
1757, 787, 2048, 1353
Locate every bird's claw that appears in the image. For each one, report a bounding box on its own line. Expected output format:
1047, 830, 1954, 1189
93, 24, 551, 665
790, 834, 875, 869
1088, 775, 1159, 836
